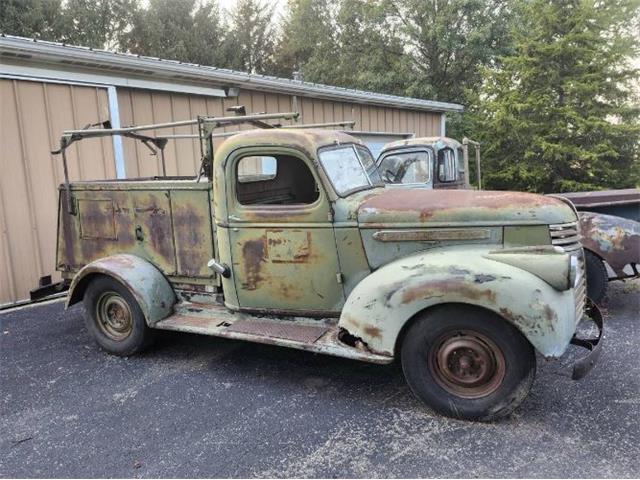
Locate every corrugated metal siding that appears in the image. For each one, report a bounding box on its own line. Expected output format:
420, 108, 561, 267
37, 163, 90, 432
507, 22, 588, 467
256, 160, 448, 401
0, 79, 114, 305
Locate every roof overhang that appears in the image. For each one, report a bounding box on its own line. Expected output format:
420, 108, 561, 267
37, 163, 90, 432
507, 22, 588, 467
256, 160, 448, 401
0, 35, 464, 113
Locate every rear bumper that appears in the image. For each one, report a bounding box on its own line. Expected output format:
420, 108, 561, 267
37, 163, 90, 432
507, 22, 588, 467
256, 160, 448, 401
570, 301, 604, 380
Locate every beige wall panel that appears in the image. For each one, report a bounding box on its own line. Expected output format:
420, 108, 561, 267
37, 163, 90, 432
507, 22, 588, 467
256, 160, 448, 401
150, 92, 180, 176
0, 80, 41, 305
16, 82, 62, 285
264, 92, 279, 115
133, 90, 161, 177
170, 94, 199, 174
322, 101, 333, 123
71, 86, 114, 179
117, 89, 140, 177
0, 79, 114, 305
351, 104, 362, 130
251, 91, 267, 115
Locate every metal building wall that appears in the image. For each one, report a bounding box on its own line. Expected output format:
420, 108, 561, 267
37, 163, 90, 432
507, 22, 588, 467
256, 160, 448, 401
0, 79, 115, 306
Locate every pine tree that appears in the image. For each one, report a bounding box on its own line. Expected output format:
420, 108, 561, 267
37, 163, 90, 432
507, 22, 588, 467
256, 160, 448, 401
476, 0, 640, 193
121, 0, 226, 66
272, 0, 338, 80
386, 0, 515, 102
0, 0, 64, 40
224, 0, 277, 74
59, 0, 139, 49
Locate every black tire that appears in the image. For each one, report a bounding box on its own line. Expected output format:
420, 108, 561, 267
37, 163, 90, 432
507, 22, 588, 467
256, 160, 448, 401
584, 250, 608, 304
83, 275, 154, 356
400, 305, 536, 421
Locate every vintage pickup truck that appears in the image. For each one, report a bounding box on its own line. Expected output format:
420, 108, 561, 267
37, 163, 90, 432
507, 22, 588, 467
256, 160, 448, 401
377, 137, 640, 303
49, 113, 602, 421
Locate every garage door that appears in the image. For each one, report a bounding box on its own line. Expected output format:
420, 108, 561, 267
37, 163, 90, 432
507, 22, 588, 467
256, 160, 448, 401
0, 79, 115, 307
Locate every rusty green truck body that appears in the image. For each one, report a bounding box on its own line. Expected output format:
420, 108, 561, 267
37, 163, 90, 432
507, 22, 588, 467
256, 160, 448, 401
54, 124, 602, 420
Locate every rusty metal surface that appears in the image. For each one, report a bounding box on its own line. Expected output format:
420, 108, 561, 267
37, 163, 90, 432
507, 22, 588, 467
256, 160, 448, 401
372, 228, 492, 242
56, 183, 215, 282
579, 211, 640, 277
226, 320, 328, 343
556, 188, 640, 207
66, 253, 175, 324
155, 307, 392, 364
228, 226, 345, 312
357, 188, 576, 226
338, 245, 579, 358
380, 136, 463, 153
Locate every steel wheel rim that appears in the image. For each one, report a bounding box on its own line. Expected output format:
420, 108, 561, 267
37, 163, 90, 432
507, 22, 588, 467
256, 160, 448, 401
95, 291, 133, 341
429, 330, 506, 399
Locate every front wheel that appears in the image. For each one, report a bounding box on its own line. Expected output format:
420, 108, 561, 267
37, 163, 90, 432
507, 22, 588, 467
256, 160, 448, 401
584, 250, 608, 304
83, 276, 154, 356
401, 305, 536, 421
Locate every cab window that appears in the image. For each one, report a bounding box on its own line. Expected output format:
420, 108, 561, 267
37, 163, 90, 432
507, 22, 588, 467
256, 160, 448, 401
437, 148, 458, 182
236, 154, 319, 206
379, 150, 432, 184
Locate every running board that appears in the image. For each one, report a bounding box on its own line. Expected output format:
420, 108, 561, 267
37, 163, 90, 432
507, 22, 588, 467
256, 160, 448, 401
153, 303, 392, 364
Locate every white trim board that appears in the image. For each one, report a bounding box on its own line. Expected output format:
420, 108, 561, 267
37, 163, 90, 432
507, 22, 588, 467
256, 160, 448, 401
0, 62, 227, 98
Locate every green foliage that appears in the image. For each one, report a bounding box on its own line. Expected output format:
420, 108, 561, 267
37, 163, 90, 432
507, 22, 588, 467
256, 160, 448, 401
474, 0, 640, 193
385, 0, 515, 102
223, 0, 277, 74
0, 0, 64, 41
59, 0, 138, 49
272, 0, 338, 80
121, 0, 226, 66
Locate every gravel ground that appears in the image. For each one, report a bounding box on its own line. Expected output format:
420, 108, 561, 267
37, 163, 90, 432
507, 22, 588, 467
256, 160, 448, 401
1, 281, 638, 478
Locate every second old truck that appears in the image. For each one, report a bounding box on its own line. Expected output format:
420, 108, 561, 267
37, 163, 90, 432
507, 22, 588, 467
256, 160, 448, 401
51, 113, 602, 421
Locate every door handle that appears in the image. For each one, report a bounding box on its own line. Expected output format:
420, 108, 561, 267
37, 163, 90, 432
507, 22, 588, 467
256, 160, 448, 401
135, 225, 144, 242
207, 258, 231, 278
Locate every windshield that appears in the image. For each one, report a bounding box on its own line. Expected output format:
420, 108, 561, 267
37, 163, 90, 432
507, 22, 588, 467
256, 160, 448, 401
319, 145, 382, 196
378, 150, 432, 185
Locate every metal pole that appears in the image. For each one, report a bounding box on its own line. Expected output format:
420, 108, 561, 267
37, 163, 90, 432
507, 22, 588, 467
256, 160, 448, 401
476, 146, 481, 190
61, 148, 74, 214
283, 121, 356, 129
463, 138, 481, 190
160, 149, 167, 176
462, 138, 470, 188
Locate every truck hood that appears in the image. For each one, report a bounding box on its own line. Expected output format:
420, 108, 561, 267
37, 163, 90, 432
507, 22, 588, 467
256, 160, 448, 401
357, 188, 576, 226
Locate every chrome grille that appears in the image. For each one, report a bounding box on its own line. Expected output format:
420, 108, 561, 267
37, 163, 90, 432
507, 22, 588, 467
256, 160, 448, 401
549, 221, 581, 251
550, 221, 586, 321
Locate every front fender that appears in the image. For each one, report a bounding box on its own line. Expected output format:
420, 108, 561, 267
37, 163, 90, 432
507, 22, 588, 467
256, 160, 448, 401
579, 211, 640, 276
339, 246, 577, 358
66, 254, 176, 325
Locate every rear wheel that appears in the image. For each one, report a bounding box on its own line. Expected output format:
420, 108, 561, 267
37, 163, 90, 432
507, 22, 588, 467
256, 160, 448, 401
83, 276, 154, 356
401, 305, 536, 421
584, 250, 608, 304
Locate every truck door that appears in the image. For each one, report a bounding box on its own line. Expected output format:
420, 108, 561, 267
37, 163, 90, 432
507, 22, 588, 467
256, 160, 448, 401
224, 147, 345, 314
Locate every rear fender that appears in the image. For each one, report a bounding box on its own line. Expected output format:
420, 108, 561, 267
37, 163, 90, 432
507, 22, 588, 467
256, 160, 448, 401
66, 254, 176, 325
339, 246, 577, 358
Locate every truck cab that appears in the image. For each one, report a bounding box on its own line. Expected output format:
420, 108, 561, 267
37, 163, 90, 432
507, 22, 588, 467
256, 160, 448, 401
377, 137, 467, 189
53, 117, 602, 421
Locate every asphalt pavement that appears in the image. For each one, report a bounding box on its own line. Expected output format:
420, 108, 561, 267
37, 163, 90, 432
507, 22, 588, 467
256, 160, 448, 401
1, 281, 639, 478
